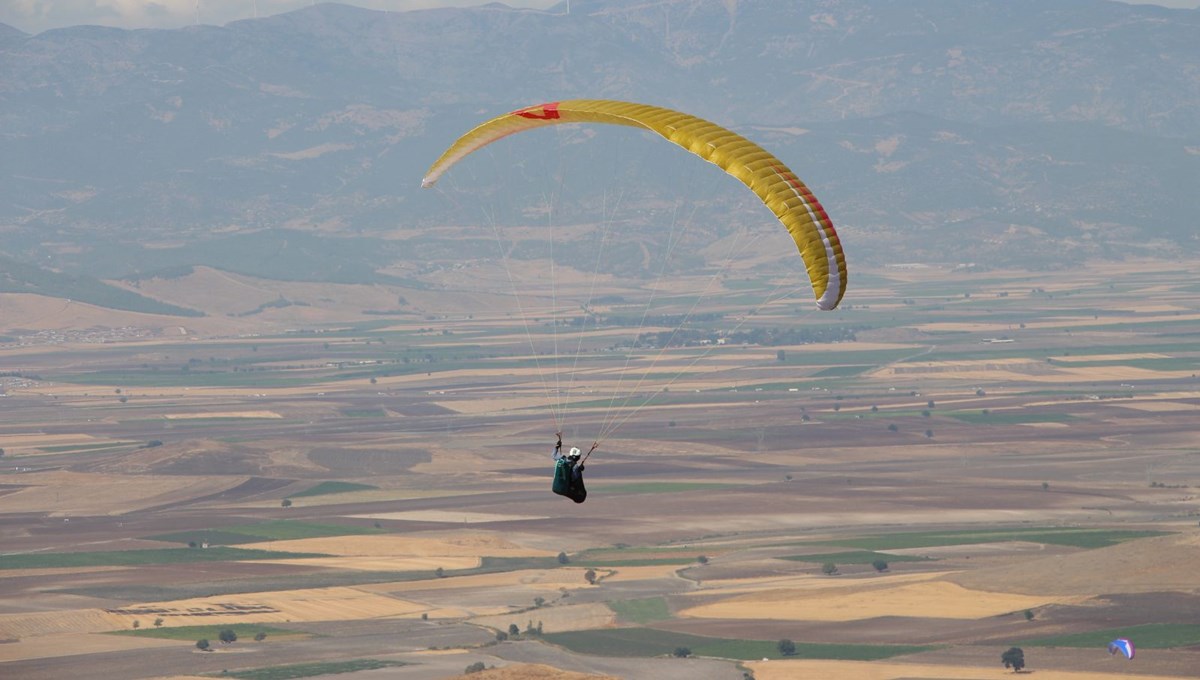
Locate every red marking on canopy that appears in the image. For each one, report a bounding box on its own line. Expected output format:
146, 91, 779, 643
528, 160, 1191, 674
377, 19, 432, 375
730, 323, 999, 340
513, 102, 561, 120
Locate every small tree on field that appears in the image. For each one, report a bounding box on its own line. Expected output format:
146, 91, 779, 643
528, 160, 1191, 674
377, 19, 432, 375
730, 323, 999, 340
533, 596, 545, 608
557, 551, 570, 564
697, 555, 709, 565
196, 639, 210, 651
1024, 609, 1035, 621
777, 638, 796, 656
132, 620, 140, 629
434, 567, 445, 578
887, 424, 899, 432
1001, 646, 1025, 672
153, 617, 164, 628
508, 623, 520, 637
281, 498, 292, 508
218, 628, 237, 644
495, 630, 508, 642
872, 559, 889, 572
584, 569, 597, 585
254, 631, 267, 641
673, 647, 691, 658
464, 661, 487, 674
821, 562, 838, 576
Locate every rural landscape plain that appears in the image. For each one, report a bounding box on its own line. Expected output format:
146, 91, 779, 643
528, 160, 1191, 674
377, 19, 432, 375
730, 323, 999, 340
3, 254, 1200, 680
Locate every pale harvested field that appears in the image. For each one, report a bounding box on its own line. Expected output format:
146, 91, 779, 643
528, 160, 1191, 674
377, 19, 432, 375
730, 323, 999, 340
873, 359, 1193, 382
677, 580, 1071, 622
746, 659, 1184, 680
112, 586, 429, 627
0, 608, 130, 639
685, 570, 951, 597
0, 631, 184, 663
469, 602, 615, 633
0, 433, 105, 449
239, 533, 554, 558
0, 470, 245, 515
348, 510, 548, 524
0, 293, 248, 336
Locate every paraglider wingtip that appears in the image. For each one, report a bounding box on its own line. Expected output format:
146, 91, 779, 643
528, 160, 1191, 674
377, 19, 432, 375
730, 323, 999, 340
421, 177, 436, 188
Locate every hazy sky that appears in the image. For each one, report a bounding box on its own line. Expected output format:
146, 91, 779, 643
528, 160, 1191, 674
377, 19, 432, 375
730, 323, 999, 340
1, 0, 1196, 34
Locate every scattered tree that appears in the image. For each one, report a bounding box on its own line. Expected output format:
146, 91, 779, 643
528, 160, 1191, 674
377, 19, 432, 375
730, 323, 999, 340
557, 551, 570, 564
369, 377, 377, 384
777, 638, 796, 656
495, 630, 508, 642
464, 661, 487, 674
533, 596, 545, 608
196, 639, 210, 651
584, 569, 597, 585
697, 555, 709, 565
254, 631, 267, 641
132, 620, 140, 629
188, 541, 198, 548
925, 429, 933, 438
421, 613, 429, 621
776, 349, 786, 362
1024, 609, 1035, 621
887, 424, 899, 432
821, 562, 838, 576
975, 388, 986, 396
870, 405, 878, 413
673, 646, 692, 658
218, 628, 237, 644
1001, 646, 1025, 672
435, 567, 445, 578
153, 617, 163, 628
1042, 482, 1049, 491
927, 399, 935, 408
872, 559, 889, 572
281, 498, 292, 508
921, 409, 931, 418
508, 623, 520, 637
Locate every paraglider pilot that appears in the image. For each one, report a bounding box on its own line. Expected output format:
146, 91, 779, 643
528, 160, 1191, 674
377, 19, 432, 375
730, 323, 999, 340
552, 432, 587, 503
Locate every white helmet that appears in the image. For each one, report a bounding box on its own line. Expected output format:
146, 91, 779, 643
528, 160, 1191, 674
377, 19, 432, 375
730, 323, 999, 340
569, 447, 581, 457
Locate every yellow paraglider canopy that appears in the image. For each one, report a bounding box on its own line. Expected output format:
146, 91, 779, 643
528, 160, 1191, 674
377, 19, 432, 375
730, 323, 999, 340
422, 99, 847, 310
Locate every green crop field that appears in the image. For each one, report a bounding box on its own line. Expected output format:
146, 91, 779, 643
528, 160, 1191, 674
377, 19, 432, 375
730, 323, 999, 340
1020, 623, 1200, 649
543, 627, 933, 660
289, 481, 379, 498
147, 520, 385, 545
814, 528, 1169, 551
112, 623, 300, 641
780, 550, 931, 565
948, 411, 1079, 425
218, 660, 408, 679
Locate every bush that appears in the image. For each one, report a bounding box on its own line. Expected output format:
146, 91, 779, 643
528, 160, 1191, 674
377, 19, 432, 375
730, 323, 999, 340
464, 661, 487, 674
584, 569, 597, 585
697, 555, 709, 565
218, 628, 237, 644
495, 630, 508, 642
777, 638, 796, 656
821, 562, 838, 576
196, 639, 210, 651
557, 552, 570, 564
254, 631, 267, 641
673, 646, 691, 658
281, 498, 292, 508
872, 559, 888, 572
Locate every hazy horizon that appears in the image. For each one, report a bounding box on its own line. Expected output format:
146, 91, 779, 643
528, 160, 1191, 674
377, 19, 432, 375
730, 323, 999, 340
2, 0, 1197, 35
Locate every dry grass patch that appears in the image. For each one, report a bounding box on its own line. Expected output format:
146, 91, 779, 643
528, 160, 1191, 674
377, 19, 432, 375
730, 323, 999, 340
679, 580, 1067, 622
118, 586, 427, 627
0, 631, 183, 663
469, 602, 615, 633
0, 470, 245, 515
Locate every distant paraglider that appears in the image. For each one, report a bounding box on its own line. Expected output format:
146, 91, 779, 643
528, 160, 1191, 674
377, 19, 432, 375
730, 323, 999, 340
1108, 637, 1135, 660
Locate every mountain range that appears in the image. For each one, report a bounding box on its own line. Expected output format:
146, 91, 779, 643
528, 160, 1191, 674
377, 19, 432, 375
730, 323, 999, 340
1, 0, 1197, 310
